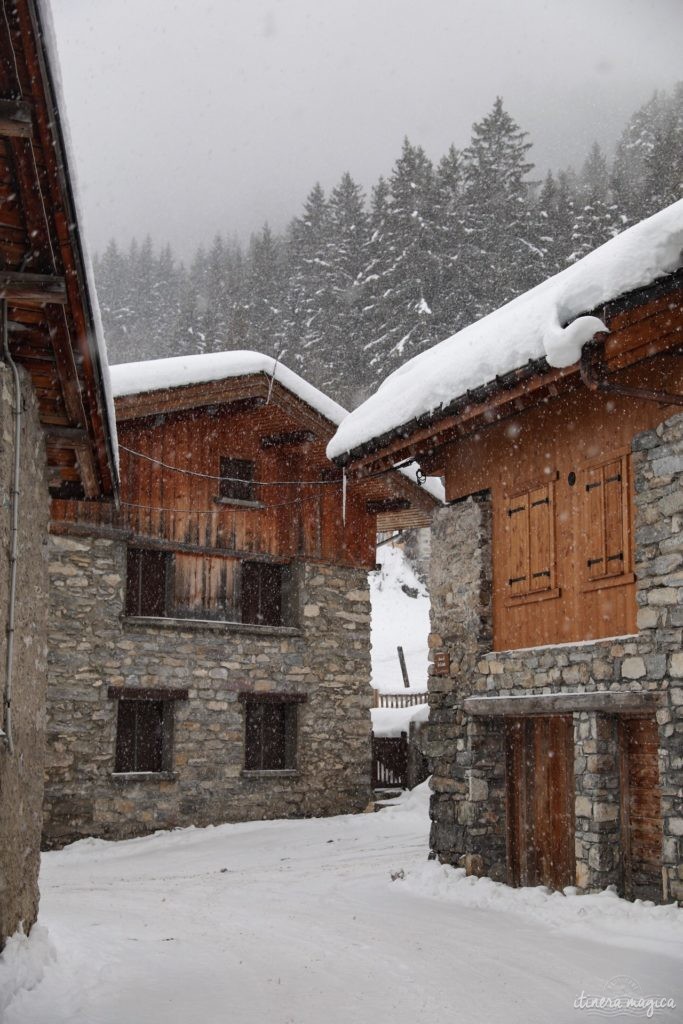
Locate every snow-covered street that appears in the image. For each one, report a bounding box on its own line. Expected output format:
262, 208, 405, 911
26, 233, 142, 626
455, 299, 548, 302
2, 784, 681, 1024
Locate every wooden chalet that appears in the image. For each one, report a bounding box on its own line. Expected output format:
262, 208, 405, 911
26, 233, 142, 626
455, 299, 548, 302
0, 0, 117, 947
328, 202, 683, 903
43, 353, 438, 847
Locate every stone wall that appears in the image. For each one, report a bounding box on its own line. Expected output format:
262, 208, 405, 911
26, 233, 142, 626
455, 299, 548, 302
43, 537, 373, 847
426, 412, 683, 903
0, 365, 49, 947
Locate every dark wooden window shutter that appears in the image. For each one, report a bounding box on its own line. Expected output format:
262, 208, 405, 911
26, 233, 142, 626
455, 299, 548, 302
115, 700, 165, 772
241, 561, 283, 626
126, 548, 168, 617
244, 698, 298, 770
219, 457, 256, 502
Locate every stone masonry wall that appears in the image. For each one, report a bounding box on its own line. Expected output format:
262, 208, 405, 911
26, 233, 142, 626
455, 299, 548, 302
0, 365, 49, 947
43, 538, 373, 847
427, 412, 683, 903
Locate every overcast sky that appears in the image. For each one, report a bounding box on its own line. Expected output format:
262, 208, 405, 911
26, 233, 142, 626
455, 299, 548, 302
49, 0, 683, 260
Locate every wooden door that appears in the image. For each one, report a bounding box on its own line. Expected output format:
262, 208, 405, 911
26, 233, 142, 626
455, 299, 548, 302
506, 716, 575, 890
619, 716, 662, 901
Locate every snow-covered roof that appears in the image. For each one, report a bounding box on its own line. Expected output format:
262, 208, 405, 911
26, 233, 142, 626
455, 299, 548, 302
327, 200, 683, 462
35, 0, 119, 473
110, 351, 349, 424
110, 352, 445, 503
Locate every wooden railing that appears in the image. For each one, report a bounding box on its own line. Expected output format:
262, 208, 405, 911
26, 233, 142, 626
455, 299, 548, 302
374, 691, 428, 708
372, 733, 408, 788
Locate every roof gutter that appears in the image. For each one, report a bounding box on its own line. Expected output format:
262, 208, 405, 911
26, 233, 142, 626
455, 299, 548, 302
580, 338, 683, 407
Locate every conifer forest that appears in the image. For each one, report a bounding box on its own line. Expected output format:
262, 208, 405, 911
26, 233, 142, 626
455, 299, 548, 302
95, 88, 683, 409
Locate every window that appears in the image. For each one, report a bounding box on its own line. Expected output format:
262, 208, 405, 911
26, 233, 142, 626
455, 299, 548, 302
126, 548, 168, 617
241, 694, 305, 771
241, 561, 284, 626
126, 548, 296, 627
111, 687, 187, 774
582, 451, 631, 585
219, 457, 256, 502
504, 474, 558, 602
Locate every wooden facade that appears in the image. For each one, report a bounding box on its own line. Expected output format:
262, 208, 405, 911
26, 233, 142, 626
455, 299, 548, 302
52, 370, 437, 622
341, 281, 683, 651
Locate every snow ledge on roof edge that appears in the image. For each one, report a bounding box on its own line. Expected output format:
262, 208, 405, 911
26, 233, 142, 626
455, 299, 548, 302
327, 199, 683, 461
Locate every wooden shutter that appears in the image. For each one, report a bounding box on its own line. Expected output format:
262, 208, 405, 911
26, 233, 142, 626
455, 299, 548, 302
603, 459, 626, 576
506, 479, 554, 598
585, 465, 606, 579
126, 548, 168, 617
244, 700, 295, 770
528, 484, 553, 593
507, 492, 530, 596
115, 700, 164, 772
583, 453, 629, 582
241, 561, 283, 626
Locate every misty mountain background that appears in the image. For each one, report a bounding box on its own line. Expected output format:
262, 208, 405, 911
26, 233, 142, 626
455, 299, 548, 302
94, 88, 683, 410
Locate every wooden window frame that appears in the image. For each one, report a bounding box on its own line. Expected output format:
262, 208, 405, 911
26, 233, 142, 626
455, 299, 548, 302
240, 693, 306, 773
503, 471, 560, 608
580, 447, 633, 593
217, 457, 260, 506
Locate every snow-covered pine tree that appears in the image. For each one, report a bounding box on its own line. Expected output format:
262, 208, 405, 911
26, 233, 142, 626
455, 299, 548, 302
320, 172, 371, 405
432, 144, 469, 341
284, 183, 332, 372
364, 138, 439, 379
461, 97, 538, 319
570, 142, 622, 262
245, 224, 287, 357
533, 170, 577, 276
643, 82, 683, 216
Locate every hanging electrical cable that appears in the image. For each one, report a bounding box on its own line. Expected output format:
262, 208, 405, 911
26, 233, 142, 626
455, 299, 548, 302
117, 443, 417, 487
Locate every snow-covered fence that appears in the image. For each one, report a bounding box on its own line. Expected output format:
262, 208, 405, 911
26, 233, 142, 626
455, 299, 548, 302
374, 691, 428, 709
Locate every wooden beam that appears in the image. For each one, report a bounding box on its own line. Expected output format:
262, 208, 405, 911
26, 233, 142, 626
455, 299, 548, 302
44, 425, 89, 446
0, 271, 67, 304
260, 430, 316, 449
73, 439, 100, 498
464, 692, 661, 717
366, 497, 411, 514
107, 686, 189, 702
0, 98, 32, 138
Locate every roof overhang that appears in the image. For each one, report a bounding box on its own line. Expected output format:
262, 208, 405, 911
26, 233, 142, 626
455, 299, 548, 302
334, 272, 683, 480
0, 1, 118, 500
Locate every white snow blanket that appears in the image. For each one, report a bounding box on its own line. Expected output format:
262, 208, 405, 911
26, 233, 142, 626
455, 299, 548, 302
2, 782, 682, 1024
328, 199, 683, 460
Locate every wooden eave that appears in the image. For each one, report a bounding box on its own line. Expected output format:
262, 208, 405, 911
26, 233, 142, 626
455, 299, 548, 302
336, 272, 683, 480
115, 373, 337, 442
0, 1, 117, 500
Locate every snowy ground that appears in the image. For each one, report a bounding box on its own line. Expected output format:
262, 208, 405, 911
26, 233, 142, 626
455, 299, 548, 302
370, 544, 430, 737
2, 783, 682, 1024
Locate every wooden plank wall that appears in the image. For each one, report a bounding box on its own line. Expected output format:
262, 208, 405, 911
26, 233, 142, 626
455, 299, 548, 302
51, 400, 416, 569
443, 352, 683, 650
